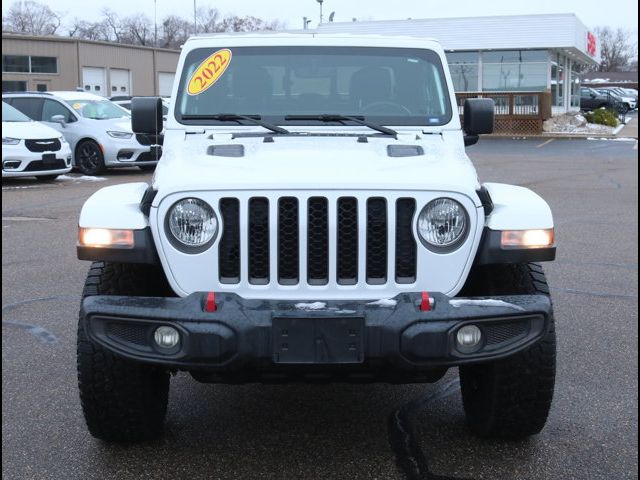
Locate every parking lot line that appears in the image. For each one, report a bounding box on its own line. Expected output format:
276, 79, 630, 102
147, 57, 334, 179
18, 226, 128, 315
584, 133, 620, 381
536, 138, 554, 148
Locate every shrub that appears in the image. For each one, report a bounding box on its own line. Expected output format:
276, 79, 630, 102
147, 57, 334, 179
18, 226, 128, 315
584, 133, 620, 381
585, 108, 619, 127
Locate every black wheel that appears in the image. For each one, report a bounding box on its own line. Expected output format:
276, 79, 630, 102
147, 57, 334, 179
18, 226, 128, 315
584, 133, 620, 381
76, 140, 105, 176
616, 103, 630, 115
35, 174, 59, 182
457, 263, 556, 438
77, 261, 172, 442
138, 165, 156, 172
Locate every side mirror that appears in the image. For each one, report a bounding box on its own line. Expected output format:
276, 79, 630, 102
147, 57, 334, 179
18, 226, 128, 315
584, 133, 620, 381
463, 98, 494, 146
131, 97, 163, 135
590, 93, 597, 98
50, 115, 66, 127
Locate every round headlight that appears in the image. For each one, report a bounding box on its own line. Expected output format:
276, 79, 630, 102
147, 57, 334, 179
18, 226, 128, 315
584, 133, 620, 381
167, 198, 217, 250
417, 198, 468, 251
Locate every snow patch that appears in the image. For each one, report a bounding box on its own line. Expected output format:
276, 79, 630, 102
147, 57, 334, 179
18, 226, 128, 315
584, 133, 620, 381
449, 299, 525, 311
56, 175, 106, 182
367, 298, 397, 307
586, 137, 637, 142
294, 302, 327, 310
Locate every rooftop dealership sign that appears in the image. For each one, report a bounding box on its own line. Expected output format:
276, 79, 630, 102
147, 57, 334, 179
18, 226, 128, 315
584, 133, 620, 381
587, 32, 597, 57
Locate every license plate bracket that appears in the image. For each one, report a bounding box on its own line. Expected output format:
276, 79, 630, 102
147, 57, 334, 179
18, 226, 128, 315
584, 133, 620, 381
42, 153, 56, 165
272, 317, 364, 364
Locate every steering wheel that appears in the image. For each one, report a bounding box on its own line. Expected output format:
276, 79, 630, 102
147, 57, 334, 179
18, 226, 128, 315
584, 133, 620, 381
361, 101, 412, 115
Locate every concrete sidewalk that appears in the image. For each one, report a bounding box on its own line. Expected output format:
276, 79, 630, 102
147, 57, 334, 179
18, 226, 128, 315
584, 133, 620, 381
617, 114, 638, 139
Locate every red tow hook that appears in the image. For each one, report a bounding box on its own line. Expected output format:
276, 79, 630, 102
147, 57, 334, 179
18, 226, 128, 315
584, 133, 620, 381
204, 292, 217, 312
420, 291, 434, 311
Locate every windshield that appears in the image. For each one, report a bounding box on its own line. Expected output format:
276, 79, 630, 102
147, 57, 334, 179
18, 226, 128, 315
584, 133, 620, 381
65, 99, 129, 120
175, 46, 452, 126
2, 101, 31, 122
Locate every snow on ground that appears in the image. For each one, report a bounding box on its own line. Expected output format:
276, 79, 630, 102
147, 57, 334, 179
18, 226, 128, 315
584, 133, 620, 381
56, 175, 106, 182
586, 137, 637, 141
543, 113, 616, 135
449, 299, 525, 311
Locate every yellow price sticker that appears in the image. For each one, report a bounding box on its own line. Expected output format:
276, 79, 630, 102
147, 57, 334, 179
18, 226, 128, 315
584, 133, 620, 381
187, 48, 232, 96
72, 102, 83, 109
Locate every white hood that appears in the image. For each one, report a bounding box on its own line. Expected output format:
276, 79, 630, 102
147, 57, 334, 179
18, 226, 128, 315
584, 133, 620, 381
2, 120, 63, 140
153, 129, 481, 202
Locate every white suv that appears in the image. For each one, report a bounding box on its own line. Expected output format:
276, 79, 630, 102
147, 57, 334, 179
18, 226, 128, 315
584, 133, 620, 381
2, 91, 161, 175
2, 101, 72, 180
76, 34, 557, 443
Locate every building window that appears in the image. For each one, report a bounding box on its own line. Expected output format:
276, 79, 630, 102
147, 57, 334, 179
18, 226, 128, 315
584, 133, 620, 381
36, 84, 48, 92
2, 80, 27, 92
2, 55, 29, 73
551, 54, 564, 107
446, 52, 479, 92
30, 56, 57, 74
482, 50, 548, 92
1, 55, 57, 74
570, 61, 581, 108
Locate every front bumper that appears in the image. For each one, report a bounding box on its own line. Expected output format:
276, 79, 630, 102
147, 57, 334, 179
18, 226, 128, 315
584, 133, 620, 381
102, 139, 160, 167
2, 144, 72, 177
81, 292, 552, 382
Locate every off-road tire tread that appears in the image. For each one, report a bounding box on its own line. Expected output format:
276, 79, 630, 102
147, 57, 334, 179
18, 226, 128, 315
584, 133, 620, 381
459, 262, 556, 439
77, 261, 170, 442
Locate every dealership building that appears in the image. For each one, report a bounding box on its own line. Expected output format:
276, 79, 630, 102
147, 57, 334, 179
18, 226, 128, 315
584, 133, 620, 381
1, 33, 179, 97
319, 13, 601, 119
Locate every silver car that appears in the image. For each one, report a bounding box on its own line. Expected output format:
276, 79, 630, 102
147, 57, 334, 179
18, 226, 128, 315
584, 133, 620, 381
2, 91, 162, 175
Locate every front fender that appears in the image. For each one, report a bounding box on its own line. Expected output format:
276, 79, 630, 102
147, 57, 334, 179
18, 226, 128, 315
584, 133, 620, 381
79, 182, 149, 229
77, 182, 159, 264
482, 182, 553, 230
474, 183, 555, 265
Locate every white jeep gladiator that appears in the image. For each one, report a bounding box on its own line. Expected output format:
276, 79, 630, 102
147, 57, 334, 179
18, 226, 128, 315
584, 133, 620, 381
76, 34, 557, 442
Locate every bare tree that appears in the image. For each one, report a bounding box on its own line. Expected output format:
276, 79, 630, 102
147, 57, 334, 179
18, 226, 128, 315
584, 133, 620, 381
160, 15, 192, 49
3, 0, 61, 35
595, 26, 636, 72
68, 18, 110, 41
119, 14, 153, 46
196, 7, 222, 33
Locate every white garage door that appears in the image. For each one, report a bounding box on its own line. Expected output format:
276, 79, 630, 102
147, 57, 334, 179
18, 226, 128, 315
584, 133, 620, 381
110, 69, 130, 96
158, 72, 175, 97
82, 67, 106, 96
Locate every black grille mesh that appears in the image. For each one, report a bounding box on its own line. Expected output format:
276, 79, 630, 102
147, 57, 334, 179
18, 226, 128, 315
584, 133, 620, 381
24, 138, 61, 152
307, 197, 329, 284
106, 322, 148, 346
395, 198, 417, 283
337, 197, 358, 284
219, 198, 240, 283
249, 198, 270, 284
278, 197, 299, 284
366, 198, 387, 283
485, 321, 528, 345
23, 159, 66, 171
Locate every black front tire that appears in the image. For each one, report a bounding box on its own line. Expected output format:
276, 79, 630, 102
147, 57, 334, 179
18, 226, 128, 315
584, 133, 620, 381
35, 174, 59, 181
76, 140, 105, 176
458, 263, 556, 438
77, 262, 171, 442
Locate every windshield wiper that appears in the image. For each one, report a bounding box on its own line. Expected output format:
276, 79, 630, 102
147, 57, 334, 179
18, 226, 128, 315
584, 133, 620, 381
284, 114, 397, 137
181, 113, 290, 134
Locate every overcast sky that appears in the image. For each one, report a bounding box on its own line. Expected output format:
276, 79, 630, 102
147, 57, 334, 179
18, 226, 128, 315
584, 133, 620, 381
39, 0, 639, 31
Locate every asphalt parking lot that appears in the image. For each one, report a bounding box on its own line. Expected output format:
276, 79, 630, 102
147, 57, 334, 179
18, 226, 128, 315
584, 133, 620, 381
2, 136, 638, 480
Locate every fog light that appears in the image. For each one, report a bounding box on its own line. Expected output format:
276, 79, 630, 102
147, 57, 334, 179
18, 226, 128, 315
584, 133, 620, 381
456, 325, 482, 348
154, 326, 180, 348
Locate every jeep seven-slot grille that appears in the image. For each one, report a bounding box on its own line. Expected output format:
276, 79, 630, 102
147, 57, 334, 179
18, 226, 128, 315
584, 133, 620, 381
218, 196, 418, 286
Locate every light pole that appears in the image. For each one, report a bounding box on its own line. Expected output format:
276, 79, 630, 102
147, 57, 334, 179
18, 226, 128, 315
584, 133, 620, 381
302, 17, 312, 30
316, 0, 324, 25
193, 0, 197, 35
154, 0, 157, 46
